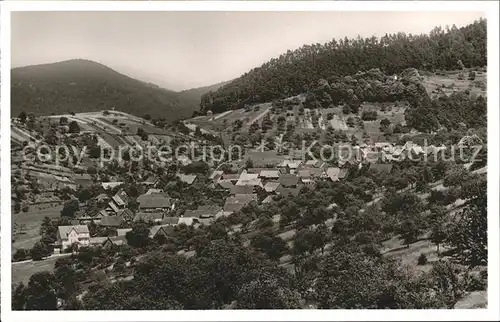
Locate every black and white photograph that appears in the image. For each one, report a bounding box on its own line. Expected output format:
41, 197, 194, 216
1, 1, 499, 321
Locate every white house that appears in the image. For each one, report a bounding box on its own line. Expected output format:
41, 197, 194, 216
57, 225, 90, 250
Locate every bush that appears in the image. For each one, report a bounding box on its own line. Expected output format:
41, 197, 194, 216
417, 253, 428, 265
457, 73, 465, 80
361, 111, 378, 121
13, 248, 30, 262
468, 71, 476, 81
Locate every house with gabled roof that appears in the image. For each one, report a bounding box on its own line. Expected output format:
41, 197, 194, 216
99, 215, 123, 228
149, 224, 175, 239
220, 173, 239, 183
230, 185, 254, 195
279, 174, 301, 188
142, 175, 160, 186
276, 185, 302, 197
102, 182, 124, 190
223, 194, 258, 213
161, 217, 180, 226
263, 181, 280, 193
137, 193, 173, 212
57, 225, 90, 250
95, 193, 110, 204
117, 228, 132, 236
209, 170, 224, 181
368, 163, 393, 174
146, 188, 164, 195
259, 169, 281, 180
278, 160, 303, 173
76, 208, 104, 224
325, 167, 341, 182
236, 171, 263, 187
103, 235, 128, 247
106, 189, 130, 214
215, 180, 234, 191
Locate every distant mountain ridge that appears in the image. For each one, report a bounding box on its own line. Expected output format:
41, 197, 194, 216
11, 59, 224, 121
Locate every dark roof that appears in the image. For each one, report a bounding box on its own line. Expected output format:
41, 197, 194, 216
216, 180, 234, 190
279, 174, 300, 187
184, 205, 222, 218
107, 235, 128, 245
137, 194, 172, 209
221, 173, 239, 181
99, 215, 123, 227
230, 185, 254, 195
338, 168, 349, 179
142, 175, 159, 185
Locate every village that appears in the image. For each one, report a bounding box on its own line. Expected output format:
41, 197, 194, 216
11, 108, 481, 260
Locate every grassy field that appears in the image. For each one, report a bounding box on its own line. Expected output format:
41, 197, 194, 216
421, 69, 487, 98
12, 256, 60, 286
12, 205, 62, 252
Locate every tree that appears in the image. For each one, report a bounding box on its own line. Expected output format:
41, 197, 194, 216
293, 228, 317, 256
235, 276, 301, 309
182, 161, 209, 175
13, 283, 27, 310
430, 220, 448, 256
467, 71, 476, 80
398, 219, 420, 248
380, 118, 391, 132
250, 232, 289, 261
61, 199, 80, 218
126, 221, 151, 248
30, 241, 52, 261
361, 110, 378, 121
68, 121, 80, 133
313, 223, 331, 254
24, 272, 58, 310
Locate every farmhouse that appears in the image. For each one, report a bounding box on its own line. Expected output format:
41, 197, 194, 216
134, 212, 164, 223
57, 225, 90, 250
279, 174, 301, 188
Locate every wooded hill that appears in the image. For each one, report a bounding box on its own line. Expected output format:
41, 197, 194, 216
200, 19, 487, 113
11, 59, 225, 121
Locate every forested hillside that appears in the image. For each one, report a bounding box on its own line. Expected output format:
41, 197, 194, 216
11, 59, 215, 121
200, 19, 486, 113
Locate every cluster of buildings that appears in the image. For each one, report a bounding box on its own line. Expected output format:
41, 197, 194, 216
49, 139, 447, 252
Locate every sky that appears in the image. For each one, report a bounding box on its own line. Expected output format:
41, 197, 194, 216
11, 11, 485, 91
